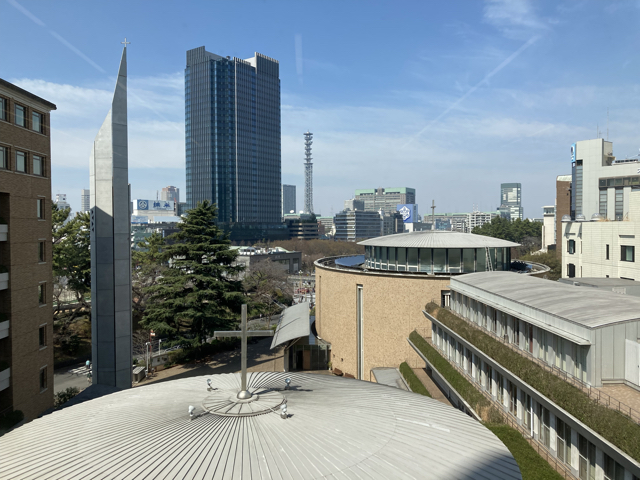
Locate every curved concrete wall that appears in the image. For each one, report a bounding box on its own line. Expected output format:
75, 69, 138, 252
315, 260, 450, 380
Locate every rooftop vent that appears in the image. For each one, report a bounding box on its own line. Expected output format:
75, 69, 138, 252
576, 214, 587, 222
561, 215, 572, 222
591, 213, 603, 221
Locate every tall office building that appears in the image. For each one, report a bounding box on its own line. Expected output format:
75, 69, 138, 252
80, 189, 90, 213
0, 78, 57, 420
498, 183, 523, 221
54, 193, 70, 212
185, 47, 285, 240
160, 186, 179, 204
281, 184, 296, 217
354, 187, 416, 215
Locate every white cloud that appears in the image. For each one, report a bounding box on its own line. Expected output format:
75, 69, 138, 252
484, 0, 551, 39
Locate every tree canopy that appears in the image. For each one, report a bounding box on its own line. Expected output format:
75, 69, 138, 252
472, 217, 542, 244
140, 200, 245, 344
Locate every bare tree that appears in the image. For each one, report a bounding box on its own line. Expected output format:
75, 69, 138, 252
244, 259, 293, 325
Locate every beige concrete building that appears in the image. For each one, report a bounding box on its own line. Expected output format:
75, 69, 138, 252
315, 231, 520, 380
562, 189, 640, 281
541, 205, 555, 250
0, 79, 56, 421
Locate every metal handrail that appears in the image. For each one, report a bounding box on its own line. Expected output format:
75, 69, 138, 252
422, 333, 577, 479
440, 308, 640, 425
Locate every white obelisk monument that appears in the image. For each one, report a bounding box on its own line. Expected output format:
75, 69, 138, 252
89, 42, 132, 389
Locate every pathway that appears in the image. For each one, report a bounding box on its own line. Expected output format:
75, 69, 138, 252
412, 367, 454, 407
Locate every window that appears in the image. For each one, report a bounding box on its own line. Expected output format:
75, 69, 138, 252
38, 283, 46, 305
599, 188, 608, 217
568, 239, 575, 254
32, 111, 44, 133
16, 151, 26, 172
604, 454, 625, 480
523, 393, 532, 434
508, 381, 518, 417
539, 405, 550, 448
556, 418, 571, 466
39, 366, 47, 391
606, 244, 610, 260
615, 188, 624, 221
37, 199, 45, 219
39, 325, 47, 348
0, 145, 6, 169
38, 241, 46, 262
0, 97, 6, 121
33, 155, 43, 176
621, 245, 635, 262
15, 104, 26, 127
567, 263, 576, 278
578, 435, 596, 480
538, 329, 547, 361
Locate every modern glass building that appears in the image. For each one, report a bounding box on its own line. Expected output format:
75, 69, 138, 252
354, 187, 416, 215
281, 184, 296, 217
185, 46, 282, 233
498, 183, 523, 221
360, 231, 518, 273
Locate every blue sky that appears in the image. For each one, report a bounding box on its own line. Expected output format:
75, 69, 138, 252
3, 0, 640, 218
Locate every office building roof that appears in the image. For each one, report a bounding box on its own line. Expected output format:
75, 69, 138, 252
354, 187, 415, 195
452, 272, 640, 328
358, 231, 519, 249
0, 372, 521, 479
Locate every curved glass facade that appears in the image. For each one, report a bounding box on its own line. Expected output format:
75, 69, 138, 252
364, 246, 510, 273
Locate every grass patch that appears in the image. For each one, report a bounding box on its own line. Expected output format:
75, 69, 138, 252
425, 302, 640, 463
486, 424, 563, 480
399, 362, 431, 398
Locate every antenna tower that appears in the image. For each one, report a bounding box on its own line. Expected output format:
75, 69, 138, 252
304, 131, 314, 214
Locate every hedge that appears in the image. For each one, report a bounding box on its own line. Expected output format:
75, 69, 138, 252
399, 362, 432, 398
485, 424, 563, 480
425, 302, 640, 462
409, 331, 502, 423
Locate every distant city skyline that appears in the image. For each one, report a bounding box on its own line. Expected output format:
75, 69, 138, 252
4, 2, 640, 218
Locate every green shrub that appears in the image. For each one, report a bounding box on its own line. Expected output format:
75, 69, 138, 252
54, 387, 80, 408
0, 410, 24, 433
399, 362, 431, 398
167, 338, 240, 365
485, 424, 563, 480
426, 302, 640, 462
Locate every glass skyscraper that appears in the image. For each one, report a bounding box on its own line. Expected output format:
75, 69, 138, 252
498, 183, 523, 221
185, 46, 282, 231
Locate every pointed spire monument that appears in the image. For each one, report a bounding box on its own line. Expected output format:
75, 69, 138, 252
89, 43, 132, 389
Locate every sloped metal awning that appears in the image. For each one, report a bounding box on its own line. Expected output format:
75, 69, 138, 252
271, 302, 310, 349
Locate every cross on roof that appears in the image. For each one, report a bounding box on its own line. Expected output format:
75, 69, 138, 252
121, 37, 130, 47
214, 304, 274, 399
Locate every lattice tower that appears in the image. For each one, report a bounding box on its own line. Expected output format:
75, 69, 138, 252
304, 131, 314, 214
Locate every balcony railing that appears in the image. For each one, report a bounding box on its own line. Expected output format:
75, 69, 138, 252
438, 308, 640, 425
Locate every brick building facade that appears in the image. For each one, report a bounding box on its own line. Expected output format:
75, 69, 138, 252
0, 78, 56, 421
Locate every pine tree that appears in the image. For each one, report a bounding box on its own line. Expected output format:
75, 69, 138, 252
141, 200, 245, 344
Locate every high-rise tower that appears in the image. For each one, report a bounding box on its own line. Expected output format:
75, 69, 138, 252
185, 46, 283, 234
89, 46, 132, 389
304, 131, 313, 214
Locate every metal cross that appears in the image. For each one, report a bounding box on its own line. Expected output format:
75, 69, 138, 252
214, 304, 274, 399
121, 38, 130, 47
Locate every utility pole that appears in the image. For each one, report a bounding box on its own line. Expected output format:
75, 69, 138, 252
304, 131, 314, 214
431, 200, 436, 230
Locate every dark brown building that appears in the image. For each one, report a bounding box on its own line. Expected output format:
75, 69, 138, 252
0, 79, 56, 421
555, 174, 572, 259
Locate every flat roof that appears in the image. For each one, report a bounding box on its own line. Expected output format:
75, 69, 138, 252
354, 187, 415, 195
452, 272, 640, 328
0, 372, 521, 479
558, 277, 640, 288
0, 78, 57, 110
358, 231, 520, 249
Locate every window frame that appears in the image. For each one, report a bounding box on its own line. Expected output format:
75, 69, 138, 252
39, 366, 48, 392
15, 104, 26, 127
0, 145, 7, 169
38, 241, 46, 262
567, 239, 575, 254
37, 198, 45, 219
621, 245, 635, 263
606, 244, 610, 260
33, 155, 44, 176
31, 110, 44, 133
38, 283, 46, 305
0, 97, 7, 121
39, 324, 47, 349
16, 150, 27, 173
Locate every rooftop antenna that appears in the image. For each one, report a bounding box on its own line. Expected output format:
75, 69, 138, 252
607, 107, 609, 141
431, 199, 436, 230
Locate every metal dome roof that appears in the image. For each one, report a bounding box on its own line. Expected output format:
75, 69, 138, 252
0, 372, 521, 479
358, 230, 520, 249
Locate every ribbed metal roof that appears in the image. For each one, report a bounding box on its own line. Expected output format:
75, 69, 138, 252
452, 272, 640, 328
271, 303, 310, 348
358, 231, 520, 249
0, 372, 521, 479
